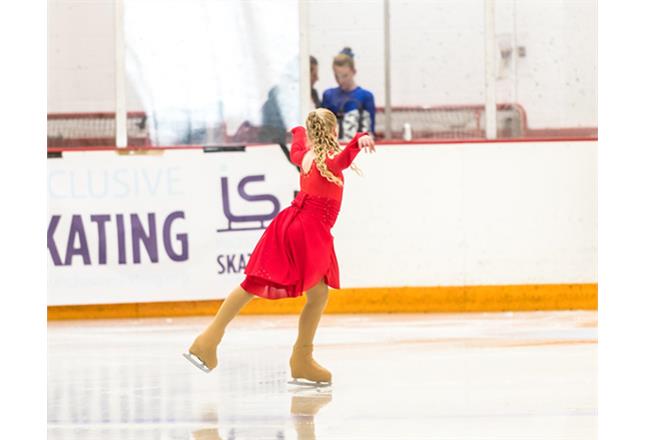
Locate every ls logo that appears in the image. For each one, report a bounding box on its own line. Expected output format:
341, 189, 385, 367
217, 175, 281, 232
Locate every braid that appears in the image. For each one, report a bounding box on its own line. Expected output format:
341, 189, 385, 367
306, 110, 363, 186
307, 113, 344, 186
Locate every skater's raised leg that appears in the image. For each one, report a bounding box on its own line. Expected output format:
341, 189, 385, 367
187, 286, 254, 370
290, 280, 331, 383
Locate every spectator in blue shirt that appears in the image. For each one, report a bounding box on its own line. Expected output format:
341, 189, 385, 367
321, 47, 376, 141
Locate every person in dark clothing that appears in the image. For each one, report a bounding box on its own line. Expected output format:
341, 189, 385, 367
310, 55, 321, 109
259, 55, 322, 144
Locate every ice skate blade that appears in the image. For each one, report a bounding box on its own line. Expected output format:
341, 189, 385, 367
288, 379, 331, 388
182, 352, 212, 373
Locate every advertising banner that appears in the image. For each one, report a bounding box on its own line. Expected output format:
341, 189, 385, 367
48, 147, 298, 305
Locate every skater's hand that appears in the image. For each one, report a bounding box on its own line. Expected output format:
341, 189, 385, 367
358, 134, 376, 153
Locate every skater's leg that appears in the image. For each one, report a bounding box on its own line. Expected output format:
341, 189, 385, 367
295, 280, 329, 347
290, 280, 332, 383
188, 286, 254, 369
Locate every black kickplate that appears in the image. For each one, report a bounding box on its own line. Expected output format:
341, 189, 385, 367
203, 145, 246, 153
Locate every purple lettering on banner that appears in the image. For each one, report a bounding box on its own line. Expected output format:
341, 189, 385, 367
116, 214, 127, 264
48, 215, 63, 266
226, 255, 236, 273
64, 215, 91, 265
239, 253, 247, 271
163, 211, 188, 262
90, 214, 111, 264
131, 213, 159, 264
217, 175, 280, 233
216, 255, 225, 274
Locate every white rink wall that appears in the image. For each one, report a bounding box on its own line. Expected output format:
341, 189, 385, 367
337, 140, 597, 287
47, 140, 597, 305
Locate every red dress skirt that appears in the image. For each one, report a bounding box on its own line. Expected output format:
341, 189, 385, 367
241, 191, 340, 299
240, 126, 366, 300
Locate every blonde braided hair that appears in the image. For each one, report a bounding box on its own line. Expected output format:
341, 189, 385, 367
305, 108, 362, 187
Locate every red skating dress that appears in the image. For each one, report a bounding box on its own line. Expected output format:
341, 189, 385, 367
240, 126, 367, 299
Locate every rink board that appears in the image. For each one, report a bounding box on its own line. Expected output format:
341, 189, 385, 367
47, 140, 597, 315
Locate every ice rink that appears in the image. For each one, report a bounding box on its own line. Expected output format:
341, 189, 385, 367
48, 311, 597, 439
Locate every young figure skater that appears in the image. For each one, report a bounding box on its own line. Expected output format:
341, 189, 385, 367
184, 108, 376, 384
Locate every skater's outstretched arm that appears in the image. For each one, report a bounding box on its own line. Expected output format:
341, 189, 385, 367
289, 126, 308, 167
326, 132, 374, 174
